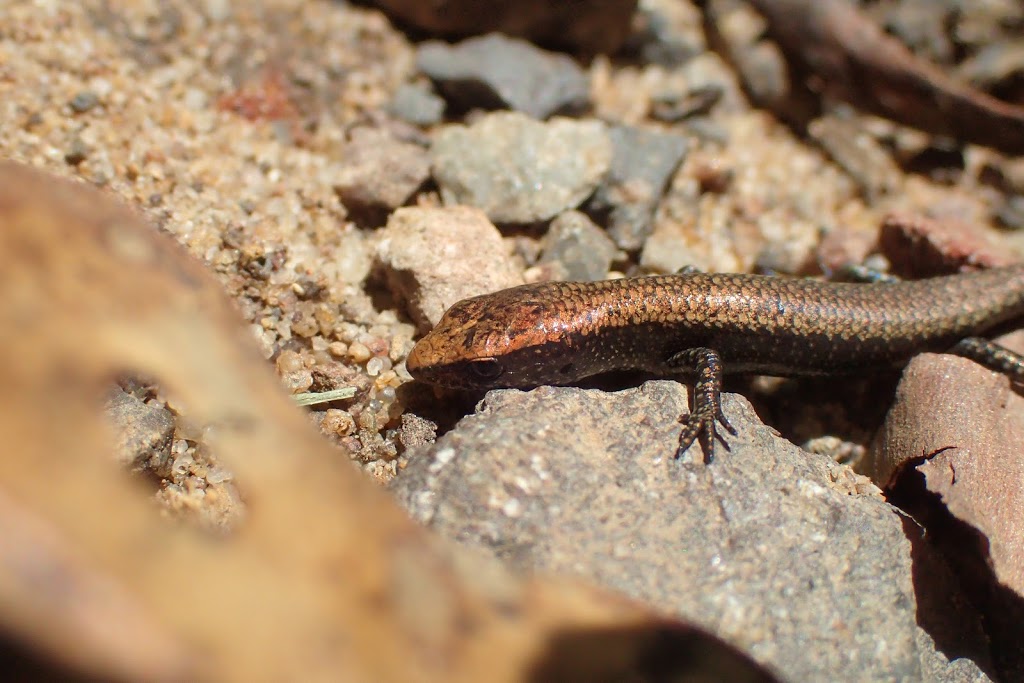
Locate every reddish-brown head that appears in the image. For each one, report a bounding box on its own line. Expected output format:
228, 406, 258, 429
406, 283, 591, 390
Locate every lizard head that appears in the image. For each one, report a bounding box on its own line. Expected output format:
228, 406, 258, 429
406, 283, 592, 390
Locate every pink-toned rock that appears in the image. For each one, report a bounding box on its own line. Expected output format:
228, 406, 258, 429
333, 127, 431, 218
374, 206, 523, 330
814, 227, 877, 274
868, 351, 1024, 598
879, 212, 1014, 276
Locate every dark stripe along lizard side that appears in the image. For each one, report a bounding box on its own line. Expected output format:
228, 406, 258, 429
406, 267, 1024, 462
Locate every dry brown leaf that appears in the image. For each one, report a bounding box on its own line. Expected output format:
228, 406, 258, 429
749, 0, 1024, 154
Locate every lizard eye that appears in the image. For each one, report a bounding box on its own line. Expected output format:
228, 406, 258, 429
468, 358, 503, 381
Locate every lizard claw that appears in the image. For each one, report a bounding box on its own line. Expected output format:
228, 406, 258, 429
666, 346, 735, 464
675, 404, 736, 463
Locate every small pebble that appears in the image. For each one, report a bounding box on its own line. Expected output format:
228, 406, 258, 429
996, 195, 1024, 231
333, 127, 431, 219
373, 205, 524, 328
808, 115, 901, 200
206, 467, 233, 484
651, 86, 723, 122
291, 311, 319, 338
539, 211, 617, 281
376, 370, 399, 388
348, 341, 372, 363
321, 409, 356, 437
276, 349, 305, 374
387, 83, 446, 126
69, 90, 99, 113
366, 356, 386, 376
64, 138, 90, 166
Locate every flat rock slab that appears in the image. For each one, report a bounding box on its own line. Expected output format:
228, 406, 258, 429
392, 381, 991, 682
870, 354, 1024, 596
868, 352, 1024, 679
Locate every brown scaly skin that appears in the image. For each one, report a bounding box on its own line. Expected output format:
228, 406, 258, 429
407, 268, 1024, 462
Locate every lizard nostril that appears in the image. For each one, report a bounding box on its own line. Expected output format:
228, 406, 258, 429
406, 342, 427, 374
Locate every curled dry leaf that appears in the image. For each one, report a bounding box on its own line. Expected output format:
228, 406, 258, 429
748, 0, 1024, 154
0, 162, 779, 682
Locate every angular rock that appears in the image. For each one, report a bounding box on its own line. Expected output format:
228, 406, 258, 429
873, 0, 955, 63
707, 0, 792, 112
960, 42, 1024, 94
392, 381, 991, 682
868, 351, 1024, 680
431, 112, 612, 224
104, 390, 175, 471
387, 83, 446, 127
539, 210, 618, 281
333, 127, 431, 221
808, 114, 902, 200
416, 34, 589, 119
630, 0, 706, 67
589, 125, 689, 250
995, 195, 1024, 231
651, 85, 724, 122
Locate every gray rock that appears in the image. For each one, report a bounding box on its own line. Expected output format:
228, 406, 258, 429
333, 127, 431, 220
808, 115, 901, 201
875, 0, 955, 63
539, 211, 618, 281
431, 111, 612, 224
68, 90, 99, 114
589, 125, 689, 251
995, 195, 1024, 231
631, 0, 706, 67
64, 137, 90, 166
752, 239, 808, 275
651, 85, 724, 122
392, 381, 991, 682
960, 42, 1024, 94
705, 0, 798, 117
104, 390, 175, 471
387, 83, 446, 126
416, 33, 589, 120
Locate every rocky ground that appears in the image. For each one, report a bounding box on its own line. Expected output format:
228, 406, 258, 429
2, 0, 1024, 680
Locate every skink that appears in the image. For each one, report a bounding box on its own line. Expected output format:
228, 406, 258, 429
406, 268, 1024, 462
